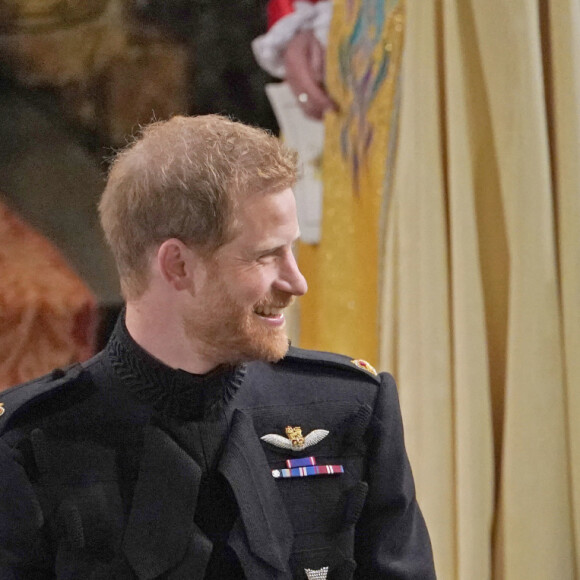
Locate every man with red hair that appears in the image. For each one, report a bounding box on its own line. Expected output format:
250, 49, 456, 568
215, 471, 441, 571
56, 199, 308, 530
0, 115, 434, 579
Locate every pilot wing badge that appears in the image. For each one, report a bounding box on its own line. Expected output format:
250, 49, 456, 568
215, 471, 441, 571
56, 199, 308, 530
261, 425, 329, 451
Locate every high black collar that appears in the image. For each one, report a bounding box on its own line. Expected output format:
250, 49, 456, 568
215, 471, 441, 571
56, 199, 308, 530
105, 312, 246, 421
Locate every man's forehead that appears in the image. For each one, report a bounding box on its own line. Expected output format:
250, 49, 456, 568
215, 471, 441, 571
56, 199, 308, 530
223, 223, 301, 251
216, 194, 298, 252
236, 187, 297, 221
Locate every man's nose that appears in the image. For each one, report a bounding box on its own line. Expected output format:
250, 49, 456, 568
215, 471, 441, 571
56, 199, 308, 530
276, 250, 308, 296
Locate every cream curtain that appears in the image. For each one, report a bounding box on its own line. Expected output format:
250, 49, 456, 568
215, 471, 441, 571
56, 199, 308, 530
380, 1, 580, 578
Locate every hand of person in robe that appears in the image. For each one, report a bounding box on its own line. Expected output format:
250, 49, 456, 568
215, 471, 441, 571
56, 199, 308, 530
283, 29, 337, 120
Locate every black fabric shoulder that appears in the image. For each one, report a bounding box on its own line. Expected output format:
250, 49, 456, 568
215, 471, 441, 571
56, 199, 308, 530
0, 363, 87, 435
280, 346, 381, 384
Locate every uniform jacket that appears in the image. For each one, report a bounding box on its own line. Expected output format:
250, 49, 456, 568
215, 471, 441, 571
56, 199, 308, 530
0, 317, 435, 579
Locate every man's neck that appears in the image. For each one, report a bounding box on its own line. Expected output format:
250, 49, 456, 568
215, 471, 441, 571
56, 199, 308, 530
124, 301, 218, 375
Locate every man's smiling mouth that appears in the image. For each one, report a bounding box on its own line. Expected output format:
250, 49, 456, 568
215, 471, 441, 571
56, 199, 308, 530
254, 305, 284, 318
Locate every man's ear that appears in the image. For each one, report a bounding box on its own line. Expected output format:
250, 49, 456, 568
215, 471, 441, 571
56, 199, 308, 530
156, 238, 195, 291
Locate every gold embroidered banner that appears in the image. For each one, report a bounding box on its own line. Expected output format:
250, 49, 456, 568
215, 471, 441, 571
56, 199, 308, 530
298, 0, 404, 364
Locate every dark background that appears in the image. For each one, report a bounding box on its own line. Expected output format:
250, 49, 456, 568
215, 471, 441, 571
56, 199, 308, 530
0, 0, 279, 345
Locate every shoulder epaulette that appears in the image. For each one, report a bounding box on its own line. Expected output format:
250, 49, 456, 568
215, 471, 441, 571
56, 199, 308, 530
281, 346, 381, 383
0, 363, 85, 435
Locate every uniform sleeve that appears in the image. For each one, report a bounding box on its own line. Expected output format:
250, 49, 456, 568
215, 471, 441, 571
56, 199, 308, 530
0, 438, 53, 578
354, 373, 436, 579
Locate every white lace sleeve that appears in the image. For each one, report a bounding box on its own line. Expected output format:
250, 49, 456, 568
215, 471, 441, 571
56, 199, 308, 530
252, 1, 333, 78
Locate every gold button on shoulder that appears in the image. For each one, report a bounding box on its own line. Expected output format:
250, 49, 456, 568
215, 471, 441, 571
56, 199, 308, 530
351, 359, 378, 376
0, 402, 4, 417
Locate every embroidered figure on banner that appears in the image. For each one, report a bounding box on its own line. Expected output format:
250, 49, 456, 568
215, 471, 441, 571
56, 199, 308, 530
338, 0, 399, 192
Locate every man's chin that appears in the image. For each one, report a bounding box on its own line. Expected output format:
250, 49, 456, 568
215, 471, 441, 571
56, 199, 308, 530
260, 341, 290, 363
241, 330, 290, 363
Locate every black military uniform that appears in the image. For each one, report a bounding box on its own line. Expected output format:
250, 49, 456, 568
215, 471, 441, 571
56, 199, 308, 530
0, 315, 435, 579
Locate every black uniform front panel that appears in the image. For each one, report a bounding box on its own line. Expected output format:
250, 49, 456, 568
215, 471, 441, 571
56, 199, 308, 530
0, 323, 436, 579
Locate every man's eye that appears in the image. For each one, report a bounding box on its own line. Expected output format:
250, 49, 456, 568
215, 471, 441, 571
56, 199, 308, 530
256, 246, 289, 263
